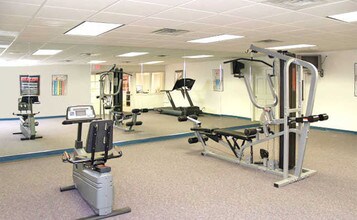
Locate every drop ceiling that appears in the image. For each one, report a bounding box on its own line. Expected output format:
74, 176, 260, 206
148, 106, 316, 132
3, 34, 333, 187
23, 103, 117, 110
0, 0, 356, 65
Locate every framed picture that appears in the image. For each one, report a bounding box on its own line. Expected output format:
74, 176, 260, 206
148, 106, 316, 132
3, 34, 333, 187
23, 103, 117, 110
212, 68, 224, 92
175, 70, 183, 82
52, 75, 68, 96
20, 75, 40, 95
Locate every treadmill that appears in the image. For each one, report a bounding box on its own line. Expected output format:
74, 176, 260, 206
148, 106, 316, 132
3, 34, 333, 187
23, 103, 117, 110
157, 78, 202, 116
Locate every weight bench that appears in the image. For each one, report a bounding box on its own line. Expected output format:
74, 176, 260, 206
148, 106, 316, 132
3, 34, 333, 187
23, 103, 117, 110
190, 127, 256, 159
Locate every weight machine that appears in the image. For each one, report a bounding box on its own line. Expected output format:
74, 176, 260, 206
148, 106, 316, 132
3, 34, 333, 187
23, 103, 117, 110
13, 95, 42, 141
180, 45, 328, 187
96, 65, 146, 131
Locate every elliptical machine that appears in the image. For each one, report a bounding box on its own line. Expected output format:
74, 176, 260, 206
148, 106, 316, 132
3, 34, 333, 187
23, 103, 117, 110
13, 95, 42, 141
60, 105, 131, 219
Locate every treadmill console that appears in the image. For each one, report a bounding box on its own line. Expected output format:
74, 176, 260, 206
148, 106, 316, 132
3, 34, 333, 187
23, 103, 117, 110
66, 105, 96, 120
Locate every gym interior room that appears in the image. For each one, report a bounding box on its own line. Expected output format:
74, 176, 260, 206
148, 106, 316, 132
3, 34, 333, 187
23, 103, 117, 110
0, 0, 357, 219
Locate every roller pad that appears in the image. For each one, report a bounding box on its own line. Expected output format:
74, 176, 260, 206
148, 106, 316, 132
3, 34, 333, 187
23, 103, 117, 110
318, 114, 329, 121
141, 108, 149, 113
126, 122, 134, 127
135, 121, 143, 126
132, 109, 140, 114
188, 137, 198, 144
244, 128, 257, 136
178, 116, 188, 122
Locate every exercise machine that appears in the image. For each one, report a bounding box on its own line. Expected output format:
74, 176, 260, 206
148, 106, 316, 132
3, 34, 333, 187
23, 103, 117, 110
60, 105, 131, 219
97, 65, 146, 131
13, 95, 42, 141
180, 45, 328, 187
112, 108, 148, 131
156, 78, 202, 116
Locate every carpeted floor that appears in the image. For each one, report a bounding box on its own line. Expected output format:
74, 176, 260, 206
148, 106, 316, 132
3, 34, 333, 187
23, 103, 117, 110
0, 129, 356, 219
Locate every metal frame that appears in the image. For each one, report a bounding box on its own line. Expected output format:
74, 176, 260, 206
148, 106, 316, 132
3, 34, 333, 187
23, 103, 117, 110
184, 45, 320, 187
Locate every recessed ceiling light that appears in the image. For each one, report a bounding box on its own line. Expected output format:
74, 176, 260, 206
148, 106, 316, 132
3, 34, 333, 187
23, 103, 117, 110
266, 44, 316, 50
141, 61, 164, 65
65, 21, 124, 36
33, 49, 62, 55
327, 11, 357, 22
88, 60, 106, 64
117, 52, 148, 57
0, 44, 10, 49
0, 59, 39, 66
182, 55, 214, 59
188, 34, 244, 43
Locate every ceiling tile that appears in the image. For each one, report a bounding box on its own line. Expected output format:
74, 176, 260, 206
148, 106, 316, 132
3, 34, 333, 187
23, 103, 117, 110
105, 0, 170, 16
174, 22, 220, 32
127, 0, 192, 6
29, 17, 79, 28
45, 0, 118, 11
263, 12, 317, 24
152, 8, 214, 21
0, 24, 25, 32
227, 19, 276, 30
115, 25, 159, 34
299, 1, 357, 17
0, 1, 40, 17
131, 17, 184, 28
180, 0, 256, 13
89, 12, 144, 24
195, 15, 249, 26
0, 0, 45, 5
0, 14, 31, 26
36, 6, 95, 20
223, 3, 291, 19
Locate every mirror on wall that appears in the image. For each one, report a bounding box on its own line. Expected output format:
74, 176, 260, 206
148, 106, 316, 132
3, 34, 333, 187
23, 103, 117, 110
0, 60, 256, 160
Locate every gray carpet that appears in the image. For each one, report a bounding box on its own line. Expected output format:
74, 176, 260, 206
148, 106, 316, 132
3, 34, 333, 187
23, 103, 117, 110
0, 129, 356, 219
0, 112, 254, 156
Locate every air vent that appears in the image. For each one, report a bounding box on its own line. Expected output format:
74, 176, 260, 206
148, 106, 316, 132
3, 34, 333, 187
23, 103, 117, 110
157, 54, 167, 57
121, 61, 131, 63
152, 28, 189, 36
80, 53, 100, 57
255, 39, 282, 43
60, 59, 73, 63
263, 0, 328, 10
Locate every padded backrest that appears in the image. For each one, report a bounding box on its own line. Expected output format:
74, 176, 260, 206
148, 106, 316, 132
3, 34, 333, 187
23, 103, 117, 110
85, 120, 113, 153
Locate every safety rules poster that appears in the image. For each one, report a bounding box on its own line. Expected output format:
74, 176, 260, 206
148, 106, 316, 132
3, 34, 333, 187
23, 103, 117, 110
19, 75, 40, 95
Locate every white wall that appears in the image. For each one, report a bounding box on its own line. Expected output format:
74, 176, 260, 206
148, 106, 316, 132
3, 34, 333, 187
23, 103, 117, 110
165, 50, 357, 132
165, 60, 252, 118
311, 50, 357, 132
0, 64, 91, 118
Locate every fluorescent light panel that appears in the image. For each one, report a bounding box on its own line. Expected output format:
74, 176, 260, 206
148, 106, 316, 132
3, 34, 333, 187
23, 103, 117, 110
188, 34, 244, 43
117, 52, 148, 57
182, 55, 214, 59
88, 60, 106, 64
65, 21, 124, 36
141, 61, 163, 65
328, 11, 357, 22
33, 49, 62, 55
0, 59, 39, 66
0, 44, 10, 49
266, 44, 316, 50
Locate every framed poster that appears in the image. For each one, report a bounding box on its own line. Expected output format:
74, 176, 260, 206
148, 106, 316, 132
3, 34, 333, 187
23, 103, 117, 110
52, 75, 68, 96
175, 70, 183, 82
355, 63, 357, 97
212, 68, 224, 92
20, 75, 40, 95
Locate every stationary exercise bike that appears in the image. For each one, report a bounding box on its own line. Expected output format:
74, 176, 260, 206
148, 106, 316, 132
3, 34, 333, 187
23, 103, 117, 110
13, 95, 42, 141
60, 105, 131, 219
